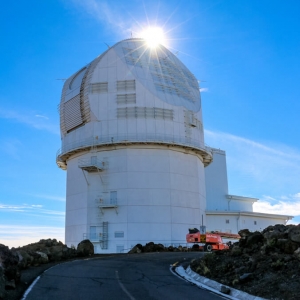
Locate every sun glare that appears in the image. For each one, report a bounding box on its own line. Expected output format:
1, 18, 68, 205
141, 27, 165, 48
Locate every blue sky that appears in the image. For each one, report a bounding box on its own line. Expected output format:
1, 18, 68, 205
1, 0, 299, 247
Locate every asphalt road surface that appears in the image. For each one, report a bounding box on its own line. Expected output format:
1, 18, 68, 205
24, 252, 224, 300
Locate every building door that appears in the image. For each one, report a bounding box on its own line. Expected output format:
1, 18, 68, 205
110, 191, 117, 205
90, 226, 97, 241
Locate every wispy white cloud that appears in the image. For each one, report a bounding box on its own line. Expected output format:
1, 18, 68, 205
0, 139, 22, 160
253, 194, 300, 217
68, 0, 173, 41
30, 194, 65, 202
205, 129, 300, 222
69, 0, 133, 37
0, 108, 59, 135
205, 129, 300, 197
200, 87, 208, 92
35, 114, 49, 120
293, 193, 300, 199
0, 203, 64, 216
0, 225, 64, 248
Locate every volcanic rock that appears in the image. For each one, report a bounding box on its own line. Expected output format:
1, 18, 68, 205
190, 224, 300, 300
77, 239, 94, 257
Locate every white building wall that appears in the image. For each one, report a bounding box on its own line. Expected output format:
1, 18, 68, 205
205, 149, 254, 212
207, 213, 290, 234
64, 146, 206, 252
65, 156, 89, 246
205, 149, 229, 211
229, 199, 253, 211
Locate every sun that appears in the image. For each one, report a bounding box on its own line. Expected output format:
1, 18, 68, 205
141, 27, 166, 48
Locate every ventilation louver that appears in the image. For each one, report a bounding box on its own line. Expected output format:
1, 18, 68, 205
116, 94, 136, 104
63, 95, 83, 132
90, 82, 108, 93
117, 80, 135, 91
117, 107, 173, 120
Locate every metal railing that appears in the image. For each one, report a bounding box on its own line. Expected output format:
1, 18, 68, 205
56, 133, 212, 158
78, 158, 106, 170
99, 198, 117, 207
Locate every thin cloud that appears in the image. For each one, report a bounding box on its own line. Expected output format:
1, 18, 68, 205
0, 203, 65, 216
68, 0, 176, 44
0, 108, 59, 135
0, 225, 64, 248
35, 114, 49, 120
0, 139, 22, 160
205, 129, 300, 223
69, 0, 131, 37
30, 194, 65, 202
253, 194, 300, 219
200, 87, 208, 92
204, 129, 300, 197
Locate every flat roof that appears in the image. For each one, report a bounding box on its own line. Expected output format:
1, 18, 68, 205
227, 194, 259, 202
206, 210, 293, 220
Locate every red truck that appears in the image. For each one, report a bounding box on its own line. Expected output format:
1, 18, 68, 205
186, 228, 240, 252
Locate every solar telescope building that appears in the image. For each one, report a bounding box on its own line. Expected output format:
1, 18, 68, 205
57, 38, 292, 253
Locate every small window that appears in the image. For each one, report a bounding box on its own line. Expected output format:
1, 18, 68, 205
225, 220, 229, 224
115, 231, 124, 238
254, 221, 257, 225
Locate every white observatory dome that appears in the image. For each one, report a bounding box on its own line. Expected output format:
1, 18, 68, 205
57, 38, 212, 253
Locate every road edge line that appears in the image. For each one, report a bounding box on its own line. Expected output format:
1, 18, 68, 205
20, 276, 41, 300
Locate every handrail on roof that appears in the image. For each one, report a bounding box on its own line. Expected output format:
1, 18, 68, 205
56, 134, 212, 159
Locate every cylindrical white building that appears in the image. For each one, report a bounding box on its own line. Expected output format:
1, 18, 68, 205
57, 38, 212, 253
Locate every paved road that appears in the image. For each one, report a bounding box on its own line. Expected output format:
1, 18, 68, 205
24, 252, 224, 300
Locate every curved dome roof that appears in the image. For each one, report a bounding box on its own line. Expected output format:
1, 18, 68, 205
59, 38, 202, 136
57, 38, 212, 169
113, 38, 201, 112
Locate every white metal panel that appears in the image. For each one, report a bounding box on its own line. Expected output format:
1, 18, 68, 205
127, 223, 171, 242
127, 205, 171, 223
205, 149, 229, 211
149, 189, 171, 206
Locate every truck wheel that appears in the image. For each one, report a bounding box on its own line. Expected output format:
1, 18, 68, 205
205, 244, 212, 252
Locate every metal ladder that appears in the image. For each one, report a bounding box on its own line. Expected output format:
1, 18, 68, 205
100, 221, 108, 249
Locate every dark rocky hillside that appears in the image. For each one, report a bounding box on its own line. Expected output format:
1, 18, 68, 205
0, 239, 94, 300
2, 224, 300, 300
190, 224, 300, 300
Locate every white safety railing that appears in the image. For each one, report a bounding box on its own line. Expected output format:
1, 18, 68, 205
57, 133, 212, 158
78, 158, 106, 170
99, 198, 117, 206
